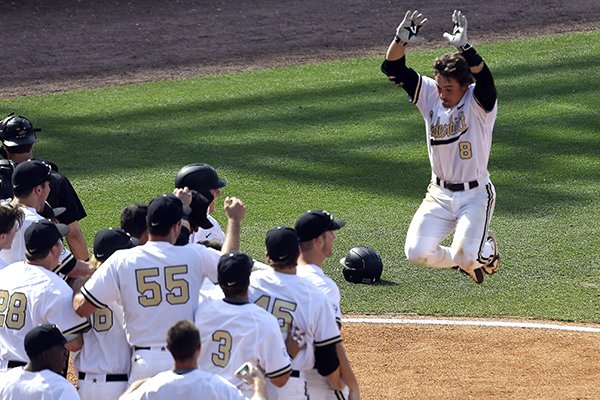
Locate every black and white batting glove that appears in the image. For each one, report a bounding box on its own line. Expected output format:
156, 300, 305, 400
443, 10, 470, 50
394, 10, 427, 45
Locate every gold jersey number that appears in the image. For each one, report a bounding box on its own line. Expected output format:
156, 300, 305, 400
0, 290, 27, 330
254, 295, 297, 333
135, 265, 190, 307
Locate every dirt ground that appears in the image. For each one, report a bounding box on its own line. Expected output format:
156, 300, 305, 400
6, 1, 600, 398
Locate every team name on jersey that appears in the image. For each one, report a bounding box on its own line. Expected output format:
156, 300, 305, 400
429, 111, 467, 139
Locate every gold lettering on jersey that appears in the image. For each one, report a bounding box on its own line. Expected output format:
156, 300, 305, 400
430, 111, 467, 139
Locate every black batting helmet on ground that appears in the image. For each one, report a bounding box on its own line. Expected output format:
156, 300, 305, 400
0, 114, 40, 147
174, 163, 227, 192
339, 246, 383, 284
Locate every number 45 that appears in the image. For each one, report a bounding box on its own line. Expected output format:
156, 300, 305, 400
254, 295, 297, 333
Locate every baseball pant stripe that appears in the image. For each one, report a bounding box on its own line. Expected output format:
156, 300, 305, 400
476, 183, 495, 264
335, 390, 347, 399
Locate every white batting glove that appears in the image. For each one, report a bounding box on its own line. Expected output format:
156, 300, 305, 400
443, 10, 469, 49
394, 10, 427, 45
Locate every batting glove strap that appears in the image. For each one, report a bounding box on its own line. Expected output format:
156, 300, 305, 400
460, 44, 483, 67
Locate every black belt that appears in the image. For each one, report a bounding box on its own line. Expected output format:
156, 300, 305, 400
290, 370, 300, 378
7, 360, 26, 368
134, 346, 166, 351
78, 372, 129, 382
435, 177, 479, 192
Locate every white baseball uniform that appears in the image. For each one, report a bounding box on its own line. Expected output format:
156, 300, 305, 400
0, 261, 89, 367
74, 302, 130, 400
0, 367, 79, 400
249, 268, 342, 400
195, 299, 291, 398
0, 206, 75, 276
120, 369, 249, 400
404, 74, 497, 272
189, 215, 226, 245
297, 263, 349, 399
80, 240, 220, 383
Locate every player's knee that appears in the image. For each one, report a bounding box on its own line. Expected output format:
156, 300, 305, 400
451, 247, 479, 270
405, 243, 432, 266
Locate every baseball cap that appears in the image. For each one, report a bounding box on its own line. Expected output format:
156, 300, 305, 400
217, 252, 254, 287
0, 114, 40, 147
188, 190, 214, 230
93, 228, 139, 263
146, 194, 191, 229
294, 210, 346, 242
12, 159, 52, 194
174, 163, 228, 192
24, 219, 69, 258
39, 202, 66, 220
24, 324, 69, 358
265, 226, 300, 264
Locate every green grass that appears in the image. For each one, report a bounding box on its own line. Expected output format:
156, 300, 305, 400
2, 30, 599, 322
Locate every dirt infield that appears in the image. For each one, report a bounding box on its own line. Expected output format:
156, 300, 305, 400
7, 1, 600, 398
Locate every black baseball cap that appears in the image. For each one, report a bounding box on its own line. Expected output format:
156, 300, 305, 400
265, 226, 300, 264
294, 210, 346, 242
24, 324, 68, 358
24, 219, 69, 258
39, 202, 66, 220
218, 252, 254, 287
146, 194, 190, 229
12, 159, 52, 194
0, 114, 40, 147
188, 190, 214, 230
174, 163, 228, 192
93, 228, 139, 263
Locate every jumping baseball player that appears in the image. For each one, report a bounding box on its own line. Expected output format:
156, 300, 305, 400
381, 10, 500, 284
119, 320, 267, 400
295, 210, 360, 400
0, 220, 89, 371
0, 324, 79, 400
195, 252, 291, 398
73, 194, 246, 384
249, 226, 343, 400
74, 228, 139, 400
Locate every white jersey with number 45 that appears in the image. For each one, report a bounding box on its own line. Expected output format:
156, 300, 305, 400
81, 241, 220, 347
414, 75, 498, 183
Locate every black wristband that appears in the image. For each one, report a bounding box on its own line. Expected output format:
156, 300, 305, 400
460, 44, 483, 67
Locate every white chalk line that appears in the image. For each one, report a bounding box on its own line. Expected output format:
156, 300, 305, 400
342, 316, 600, 333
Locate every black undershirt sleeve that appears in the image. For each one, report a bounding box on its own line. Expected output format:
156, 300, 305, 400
314, 341, 340, 376
473, 63, 497, 113
381, 56, 420, 99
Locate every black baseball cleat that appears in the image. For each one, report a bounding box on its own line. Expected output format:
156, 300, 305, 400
482, 231, 500, 275
452, 266, 484, 284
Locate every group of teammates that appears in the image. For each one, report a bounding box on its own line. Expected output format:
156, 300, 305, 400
0, 129, 361, 399
0, 7, 502, 399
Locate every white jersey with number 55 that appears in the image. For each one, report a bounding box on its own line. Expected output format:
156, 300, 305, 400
81, 241, 220, 347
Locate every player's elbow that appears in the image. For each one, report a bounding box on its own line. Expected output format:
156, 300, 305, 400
269, 372, 290, 388
64, 334, 83, 352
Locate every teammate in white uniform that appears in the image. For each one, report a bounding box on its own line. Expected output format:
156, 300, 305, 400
120, 320, 267, 400
295, 210, 360, 400
0, 324, 79, 400
381, 10, 500, 284
249, 226, 343, 400
195, 252, 291, 397
74, 193, 246, 384
0, 220, 88, 371
74, 228, 139, 400
0, 204, 24, 270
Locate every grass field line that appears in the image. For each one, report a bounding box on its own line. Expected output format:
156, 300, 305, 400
343, 316, 600, 333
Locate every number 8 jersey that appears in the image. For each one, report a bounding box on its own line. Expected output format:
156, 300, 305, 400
413, 75, 498, 183
81, 241, 220, 348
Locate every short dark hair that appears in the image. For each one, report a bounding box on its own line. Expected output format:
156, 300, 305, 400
120, 204, 148, 239
13, 179, 49, 199
147, 223, 173, 237
0, 204, 24, 234
433, 52, 474, 86
221, 278, 250, 298
4, 144, 34, 155
166, 320, 200, 361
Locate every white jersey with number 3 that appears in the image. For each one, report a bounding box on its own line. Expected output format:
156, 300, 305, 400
81, 241, 220, 347
414, 75, 498, 183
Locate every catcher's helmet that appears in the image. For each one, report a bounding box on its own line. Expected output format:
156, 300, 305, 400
0, 114, 40, 147
174, 163, 227, 192
339, 246, 383, 284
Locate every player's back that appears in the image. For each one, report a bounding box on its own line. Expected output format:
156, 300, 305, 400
0, 367, 79, 400
195, 299, 290, 396
82, 241, 219, 347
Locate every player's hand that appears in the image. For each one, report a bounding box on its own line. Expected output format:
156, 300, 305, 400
173, 186, 193, 206
223, 196, 246, 223
443, 10, 469, 48
395, 10, 427, 45
285, 324, 306, 359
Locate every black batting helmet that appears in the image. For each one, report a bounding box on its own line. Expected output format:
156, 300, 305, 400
174, 163, 227, 192
339, 246, 383, 284
0, 114, 40, 147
